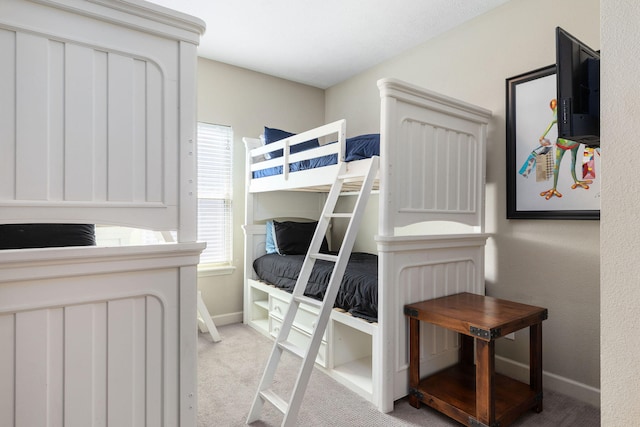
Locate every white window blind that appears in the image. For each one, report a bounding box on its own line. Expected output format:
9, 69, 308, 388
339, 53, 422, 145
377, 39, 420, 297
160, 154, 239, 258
197, 122, 233, 265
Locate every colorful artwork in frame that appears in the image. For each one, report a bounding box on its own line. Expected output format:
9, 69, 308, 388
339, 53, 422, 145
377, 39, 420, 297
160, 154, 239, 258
506, 65, 600, 220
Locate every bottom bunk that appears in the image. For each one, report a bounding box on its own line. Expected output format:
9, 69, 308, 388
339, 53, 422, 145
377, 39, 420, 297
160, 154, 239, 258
244, 222, 489, 412
253, 251, 378, 322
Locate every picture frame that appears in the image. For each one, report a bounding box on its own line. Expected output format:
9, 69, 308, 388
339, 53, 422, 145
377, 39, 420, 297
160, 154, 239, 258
506, 65, 600, 220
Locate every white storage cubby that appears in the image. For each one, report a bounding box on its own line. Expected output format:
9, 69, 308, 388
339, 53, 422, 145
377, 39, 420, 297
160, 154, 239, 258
249, 284, 269, 331
331, 319, 373, 398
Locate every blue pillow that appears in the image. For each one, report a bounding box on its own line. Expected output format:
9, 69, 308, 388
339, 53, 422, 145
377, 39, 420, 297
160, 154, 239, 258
263, 127, 319, 159
344, 134, 380, 161
265, 220, 277, 254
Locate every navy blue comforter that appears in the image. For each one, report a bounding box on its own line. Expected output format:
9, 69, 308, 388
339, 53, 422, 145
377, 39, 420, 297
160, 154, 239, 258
253, 134, 380, 179
253, 252, 378, 322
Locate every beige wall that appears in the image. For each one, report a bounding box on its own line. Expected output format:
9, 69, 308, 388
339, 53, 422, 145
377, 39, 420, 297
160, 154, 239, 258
601, 0, 640, 424
325, 0, 600, 405
196, 59, 324, 324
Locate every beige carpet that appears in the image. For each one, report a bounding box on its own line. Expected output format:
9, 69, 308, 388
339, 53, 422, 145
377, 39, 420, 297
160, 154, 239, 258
197, 323, 600, 427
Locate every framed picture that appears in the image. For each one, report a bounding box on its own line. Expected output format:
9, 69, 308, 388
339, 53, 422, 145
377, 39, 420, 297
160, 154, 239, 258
506, 65, 600, 220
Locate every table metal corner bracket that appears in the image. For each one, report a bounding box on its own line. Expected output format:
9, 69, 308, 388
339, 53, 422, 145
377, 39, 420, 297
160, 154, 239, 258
470, 326, 501, 340
404, 307, 419, 317
408, 388, 423, 400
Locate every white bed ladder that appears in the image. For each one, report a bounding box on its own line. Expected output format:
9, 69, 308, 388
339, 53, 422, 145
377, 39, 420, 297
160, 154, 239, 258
247, 156, 379, 426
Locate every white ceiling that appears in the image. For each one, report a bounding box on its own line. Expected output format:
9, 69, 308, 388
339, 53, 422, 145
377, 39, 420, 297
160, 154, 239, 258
146, 0, 511, 89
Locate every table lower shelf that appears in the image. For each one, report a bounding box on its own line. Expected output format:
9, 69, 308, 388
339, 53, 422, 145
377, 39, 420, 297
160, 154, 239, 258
411, 363, 541, 427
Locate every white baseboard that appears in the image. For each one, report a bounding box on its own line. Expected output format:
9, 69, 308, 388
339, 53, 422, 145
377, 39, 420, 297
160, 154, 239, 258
212, 311, 243, 326
198, 312, 242, 334
495, 355, 600, 408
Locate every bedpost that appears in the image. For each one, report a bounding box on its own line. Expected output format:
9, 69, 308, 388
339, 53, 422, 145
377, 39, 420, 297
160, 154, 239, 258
179, 40, 199, 243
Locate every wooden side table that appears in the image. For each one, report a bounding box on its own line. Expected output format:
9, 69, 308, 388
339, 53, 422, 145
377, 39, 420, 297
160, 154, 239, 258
404, 293, 548, 427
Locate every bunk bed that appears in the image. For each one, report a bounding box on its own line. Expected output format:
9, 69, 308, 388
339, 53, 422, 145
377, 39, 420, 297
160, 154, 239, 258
243, 78, 492, 413
0, 1, 205, 426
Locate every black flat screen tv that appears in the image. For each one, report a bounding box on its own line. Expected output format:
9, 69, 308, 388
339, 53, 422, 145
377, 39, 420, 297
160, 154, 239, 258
556, 27, 600, 147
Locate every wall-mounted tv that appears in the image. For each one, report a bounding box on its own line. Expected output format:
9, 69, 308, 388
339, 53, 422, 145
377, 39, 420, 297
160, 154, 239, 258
556, 27, 600, 147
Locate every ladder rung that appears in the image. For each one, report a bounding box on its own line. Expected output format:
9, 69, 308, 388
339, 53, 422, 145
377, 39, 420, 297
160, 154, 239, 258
311, 253, 338, 262
294, 294, 323, 309
259, 389, 288, 414
278, 340, 306, 358
326, 213, 353, 219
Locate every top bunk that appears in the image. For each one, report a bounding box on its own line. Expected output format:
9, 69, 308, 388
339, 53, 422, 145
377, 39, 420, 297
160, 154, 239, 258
244, 120, 380, 193
244, 78, 492, 233
0, 0, 206, 244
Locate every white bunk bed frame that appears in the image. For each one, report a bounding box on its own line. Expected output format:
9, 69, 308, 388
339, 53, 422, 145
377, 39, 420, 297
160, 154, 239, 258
0, 1, 205, 426
243, 78, 492, 413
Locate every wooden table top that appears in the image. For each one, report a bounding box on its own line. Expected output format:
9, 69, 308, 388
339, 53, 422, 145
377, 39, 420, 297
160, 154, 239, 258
404, 292, 548, 340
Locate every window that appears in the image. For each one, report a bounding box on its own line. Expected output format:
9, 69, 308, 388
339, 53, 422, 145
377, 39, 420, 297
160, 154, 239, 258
197, 122, 233, 265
